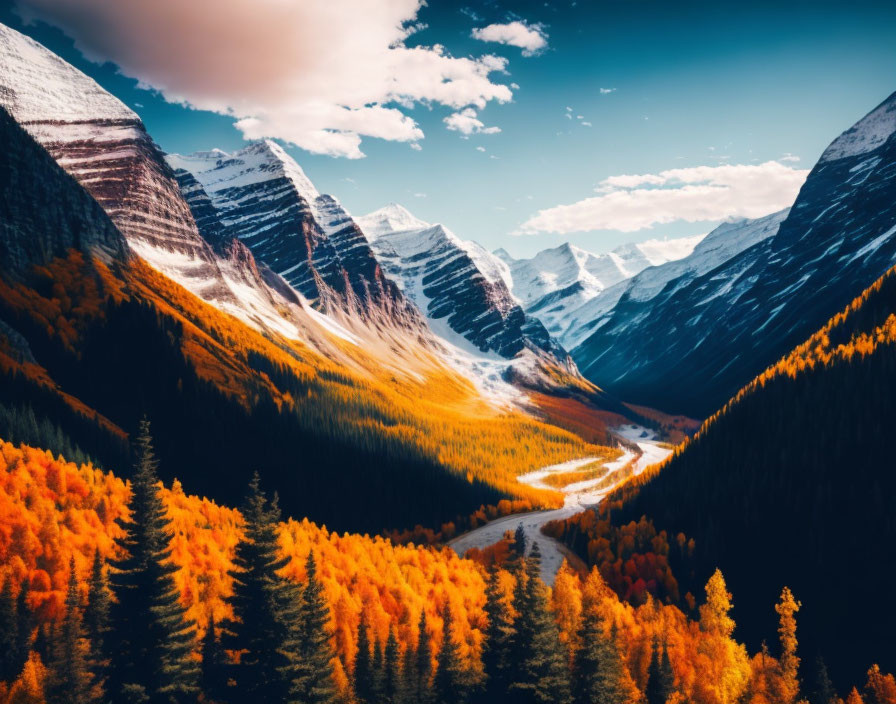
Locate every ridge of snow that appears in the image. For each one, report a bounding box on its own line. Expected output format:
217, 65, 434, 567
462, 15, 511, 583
0, 23, 136, 123
820, 92, 896, 163
356, 203, 431, 239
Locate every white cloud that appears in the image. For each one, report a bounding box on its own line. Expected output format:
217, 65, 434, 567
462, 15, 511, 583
15, 0, 514, 158
780, 153, 801, 163
471, 20, 547, 56
476, 146, 486, 152
443, 107, 501, 135
581, 121, 592, 127
413, 192, 427, 198
600, 87, 616, 94
410, 142, 422, 151
516, 161, 809, 235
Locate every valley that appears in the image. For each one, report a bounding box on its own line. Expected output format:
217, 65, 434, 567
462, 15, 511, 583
449, 424, 671, 584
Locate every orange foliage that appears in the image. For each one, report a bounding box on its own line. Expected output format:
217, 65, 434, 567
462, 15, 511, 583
0, 252, 614, 509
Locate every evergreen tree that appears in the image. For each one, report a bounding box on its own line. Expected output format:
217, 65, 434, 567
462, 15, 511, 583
222, 472, 296, 702
47, 557, 92, 704
645, 637, 674, 704
383, 627, 402, 704
284, 551, 338, 704
372, 636, 386, 703
401, 627, 418, 704
15, 579, 34, 675
809, 657, 838, 704
201, 615, 230, 704
512, 524, 527, 559
433, 605, 468, 704
573, 601, 630, 704
354, 619, 374, 704
481, 565, 515, 703
508, 544, 571, 704
414, 611, 433, 704
105, 418, 200, 704
84, 548, 110, 698
0, 577, 20, 682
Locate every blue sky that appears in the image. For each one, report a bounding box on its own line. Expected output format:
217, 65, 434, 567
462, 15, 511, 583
3, 0, 895, 257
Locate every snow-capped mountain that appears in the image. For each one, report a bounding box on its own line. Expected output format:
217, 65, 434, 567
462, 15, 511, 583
167, 144, 423, 330
572, 91, 896, 417
497, 236, 703, 345
557, 210, 788, 349
0, 22, 394, 351
357, 204, 568, 364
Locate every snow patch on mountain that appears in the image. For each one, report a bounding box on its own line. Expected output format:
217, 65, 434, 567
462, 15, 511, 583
820, 92, 896, 163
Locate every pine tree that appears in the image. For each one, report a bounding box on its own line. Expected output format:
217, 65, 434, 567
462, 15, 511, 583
372, 636, 386, 703
84, 548, 110, 699
354, 618, 374, 704
15, 578, 34, 676
0, 577, 19, 682
383, 627, 402, 704
645, 636, 674, 704
401, 627, 418, 704
434, 605, 468, 704
508, 544, 571, 704
222, 472, 296, 702
414, 611, 433, 704
481, 565, 515, 703
47, 557, 92, 704
284, 551, 338, 704
513, 524, 527, 559
573, 601, 630, 704
201, 615, 230, 704
809, 657, 837, 704
105, 418, 200, 704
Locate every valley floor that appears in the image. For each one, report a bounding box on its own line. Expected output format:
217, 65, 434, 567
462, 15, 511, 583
449, 424, 671, 584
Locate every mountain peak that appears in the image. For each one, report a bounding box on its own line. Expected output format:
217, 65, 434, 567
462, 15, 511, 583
0, 22, 136, 124
356, 202, 430, 239
168, 139, 321, 203
820, 90, 896, 164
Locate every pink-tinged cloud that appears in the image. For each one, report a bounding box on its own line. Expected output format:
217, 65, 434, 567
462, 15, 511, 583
15, 0, 513, 158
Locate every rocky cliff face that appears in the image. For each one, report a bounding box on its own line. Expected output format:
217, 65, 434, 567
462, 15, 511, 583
573, 92, 896, 417
167, 143, 424, 331
358, 204, 569, 363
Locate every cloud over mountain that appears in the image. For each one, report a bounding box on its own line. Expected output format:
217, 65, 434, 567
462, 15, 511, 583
516, 161, 809, 234
15, 0, 513, 158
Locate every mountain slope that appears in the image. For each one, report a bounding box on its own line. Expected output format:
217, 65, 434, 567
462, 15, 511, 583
497, 236, 703, 346
574, 92, 896, 417
607, 261, 896, 689
358, 204, 565, 361
167, 144, 424, 332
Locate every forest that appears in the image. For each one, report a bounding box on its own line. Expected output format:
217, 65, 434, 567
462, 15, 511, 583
1, 426, 894, 704
592, 264, 896, 689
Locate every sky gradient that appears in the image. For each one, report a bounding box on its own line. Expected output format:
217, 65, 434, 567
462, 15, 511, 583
2, 0, 895, 257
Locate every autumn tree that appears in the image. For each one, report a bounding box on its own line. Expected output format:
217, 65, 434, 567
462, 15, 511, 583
509, 543, 572, 704
775, 587, 801, 704
695, 570, 749, 704
864, 665, 896, 704
222, 472, 296, 701
0, 578, 20, 683
105, 418, 200, 704
481, 565, 515, 703
46, 557, 92, 704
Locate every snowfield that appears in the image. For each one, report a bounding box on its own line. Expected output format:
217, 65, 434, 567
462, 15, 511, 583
449, 425, 672, 584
